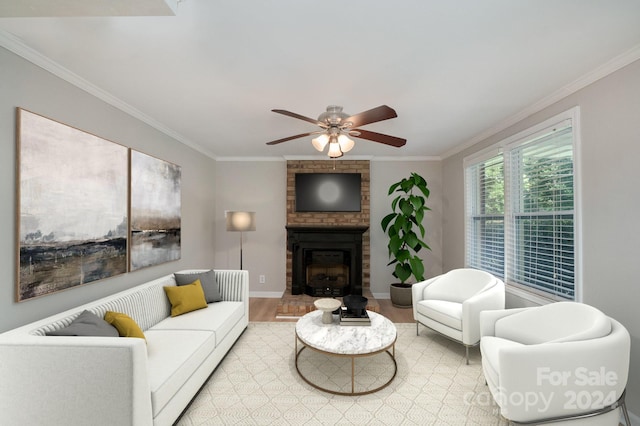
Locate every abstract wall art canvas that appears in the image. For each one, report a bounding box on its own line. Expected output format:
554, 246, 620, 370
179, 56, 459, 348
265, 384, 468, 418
17, 109, 129, 301
130, 150, 181, 271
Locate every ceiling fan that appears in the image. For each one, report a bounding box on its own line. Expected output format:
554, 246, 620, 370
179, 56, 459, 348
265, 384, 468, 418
266, 105, 406, 158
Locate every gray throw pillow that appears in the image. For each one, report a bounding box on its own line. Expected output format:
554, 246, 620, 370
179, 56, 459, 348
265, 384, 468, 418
174, 269, 222, 303
46, 310, 119, 337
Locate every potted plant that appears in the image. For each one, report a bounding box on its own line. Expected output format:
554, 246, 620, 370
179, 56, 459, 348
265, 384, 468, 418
381, 172, 431, 308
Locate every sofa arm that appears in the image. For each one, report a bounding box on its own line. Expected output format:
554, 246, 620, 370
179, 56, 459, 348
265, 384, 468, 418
0, 336, 151, 426
496, 320, 630, 423
461, 279, 505, 345
411, 276, 439, 320
215, 269, 249, 319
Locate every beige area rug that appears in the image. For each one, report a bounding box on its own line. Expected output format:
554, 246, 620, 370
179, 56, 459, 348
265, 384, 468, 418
176, 322, 508, 425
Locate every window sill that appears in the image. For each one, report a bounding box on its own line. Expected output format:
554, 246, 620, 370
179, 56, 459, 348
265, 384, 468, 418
506, 285, 555, 306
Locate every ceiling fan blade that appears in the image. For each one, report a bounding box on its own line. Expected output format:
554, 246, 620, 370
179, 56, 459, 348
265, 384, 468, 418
344, 105, 398, 128
272, 109, 326, 127
351, 129, 406, 147
266, 132, 316, 145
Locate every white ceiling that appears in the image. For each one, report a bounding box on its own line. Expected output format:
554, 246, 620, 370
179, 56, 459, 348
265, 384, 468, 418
1, 0, 640, 159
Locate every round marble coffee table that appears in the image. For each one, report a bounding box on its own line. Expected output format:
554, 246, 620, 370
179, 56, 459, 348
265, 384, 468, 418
295, 309, 397, 395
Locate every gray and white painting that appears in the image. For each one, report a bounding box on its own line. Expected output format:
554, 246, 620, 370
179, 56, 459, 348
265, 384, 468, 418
18, 109, 128, 301
130, 150, 181, 271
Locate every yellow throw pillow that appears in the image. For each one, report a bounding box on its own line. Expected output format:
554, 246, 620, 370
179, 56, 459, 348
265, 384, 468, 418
104, 311, 145, 340
164, 279, 208, 317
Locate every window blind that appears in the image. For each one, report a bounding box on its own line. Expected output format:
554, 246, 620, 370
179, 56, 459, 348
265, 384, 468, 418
465, 154, 505, 278
506, 126, 575, 299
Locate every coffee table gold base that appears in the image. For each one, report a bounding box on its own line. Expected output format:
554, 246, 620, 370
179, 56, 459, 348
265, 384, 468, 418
295, 334, 397, 396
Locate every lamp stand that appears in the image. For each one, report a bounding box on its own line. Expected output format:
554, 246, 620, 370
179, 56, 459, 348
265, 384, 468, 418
239, 231, 244, 270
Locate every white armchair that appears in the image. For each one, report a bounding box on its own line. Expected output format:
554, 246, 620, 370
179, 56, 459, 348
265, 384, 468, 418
480, 302, 631, 425
412, 268, 505, 364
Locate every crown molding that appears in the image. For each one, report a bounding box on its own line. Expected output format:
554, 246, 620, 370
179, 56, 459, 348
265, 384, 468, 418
441, 43, 640, 160
282, 155, 375, 161
371, 156, 440, 162
216, 157, 285, 162
0, 29, 218, 159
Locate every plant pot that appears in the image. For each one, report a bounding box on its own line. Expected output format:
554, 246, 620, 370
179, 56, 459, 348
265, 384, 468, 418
390, 283, 413, 309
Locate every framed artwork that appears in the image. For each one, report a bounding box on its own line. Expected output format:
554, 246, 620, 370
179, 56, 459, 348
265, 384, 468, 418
130, 150, 181, 271
17, 109, 129, 301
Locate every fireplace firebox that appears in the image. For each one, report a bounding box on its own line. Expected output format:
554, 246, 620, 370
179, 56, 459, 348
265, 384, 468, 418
287, 226, 368, 297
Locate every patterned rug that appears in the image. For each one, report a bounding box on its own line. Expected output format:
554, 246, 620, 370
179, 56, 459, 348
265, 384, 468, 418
176, 322, 508, 425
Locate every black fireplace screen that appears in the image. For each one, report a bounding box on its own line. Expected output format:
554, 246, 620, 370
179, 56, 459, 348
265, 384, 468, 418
305, 250, 350, 296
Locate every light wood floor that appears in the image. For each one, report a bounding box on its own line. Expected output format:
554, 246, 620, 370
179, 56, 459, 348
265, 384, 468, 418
249, 297, 415, 323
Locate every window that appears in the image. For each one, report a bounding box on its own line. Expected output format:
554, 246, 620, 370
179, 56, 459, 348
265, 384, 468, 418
465, 154, 504, 278
465, 109, 579, 301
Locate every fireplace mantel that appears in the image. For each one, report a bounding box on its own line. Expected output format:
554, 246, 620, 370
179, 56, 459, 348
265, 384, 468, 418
286, 225, 368, 296
286, 225, 369, 248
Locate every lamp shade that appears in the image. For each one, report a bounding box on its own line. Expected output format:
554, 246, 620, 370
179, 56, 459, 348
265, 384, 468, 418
337, 134, 355, 152
327, 141, 343, 158
311, 134, 330, 151
226, 211, 256, 232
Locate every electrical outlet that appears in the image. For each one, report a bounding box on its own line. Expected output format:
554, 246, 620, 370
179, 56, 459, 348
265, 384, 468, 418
259, 275, 265, 284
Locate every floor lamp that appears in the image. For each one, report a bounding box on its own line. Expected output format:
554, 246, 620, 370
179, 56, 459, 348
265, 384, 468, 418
225, 211, 256, 270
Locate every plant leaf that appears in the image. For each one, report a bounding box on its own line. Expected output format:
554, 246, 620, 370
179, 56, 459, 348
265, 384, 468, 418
381, 213, 396, 231
399, 198, 414, 216
388, 182, 401, 195
395, 263, 412, 283
410, 195, 424, 210
405, 231, 420, 251
395, 248, 411, 263
391, 195, 401, 212
388, 235, 402, 257
409, 256, 425, 281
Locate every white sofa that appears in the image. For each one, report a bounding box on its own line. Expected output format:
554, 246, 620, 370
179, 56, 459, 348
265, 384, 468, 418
480, 302, 630, 425
0, 269, 249, 426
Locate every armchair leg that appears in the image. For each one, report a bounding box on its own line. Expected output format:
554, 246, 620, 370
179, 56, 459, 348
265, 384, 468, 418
416, 321, 419, 336
465, 346, 469, 365
621, 398, 631, 426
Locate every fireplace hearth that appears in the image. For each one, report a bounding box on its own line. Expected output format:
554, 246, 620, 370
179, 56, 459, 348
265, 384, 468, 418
287, 226, 368, 297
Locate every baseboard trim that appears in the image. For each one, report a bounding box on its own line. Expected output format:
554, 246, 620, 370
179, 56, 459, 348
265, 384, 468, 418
249, 291, 283, 298
372, 292, 390, 300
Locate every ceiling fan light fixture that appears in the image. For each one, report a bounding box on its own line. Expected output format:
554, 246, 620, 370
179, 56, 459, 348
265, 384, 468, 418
311, 134, 329, 151
337, 134, 355, 153
267, 104, 406, 158
327, 141, 343, 158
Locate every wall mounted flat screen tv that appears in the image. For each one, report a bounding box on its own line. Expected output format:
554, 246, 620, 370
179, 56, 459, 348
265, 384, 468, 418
295, 173, 361, 212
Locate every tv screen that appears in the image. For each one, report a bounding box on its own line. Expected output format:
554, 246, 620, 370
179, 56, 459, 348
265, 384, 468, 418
295, 173, 361, 212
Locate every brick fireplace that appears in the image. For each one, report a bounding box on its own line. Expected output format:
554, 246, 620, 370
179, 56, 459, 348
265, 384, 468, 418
285, 160, 370, 297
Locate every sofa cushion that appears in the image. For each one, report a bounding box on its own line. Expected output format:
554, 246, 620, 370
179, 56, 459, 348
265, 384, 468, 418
163, 279, 208, 317
417, 300, 462, 331
422, 269, 495, 303
104, 311, 146, 340
175, 270, 222, 303
145, 329, 216, 417
151, 301, 244, 345
494, 302, 611, 345
45, 310, 118, 337
480, 336, 524, 388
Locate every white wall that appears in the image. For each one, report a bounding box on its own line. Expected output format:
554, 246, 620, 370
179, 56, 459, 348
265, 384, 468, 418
213, 160, 287, 296
0, 47, 218, 332
442, 58, 640, 417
